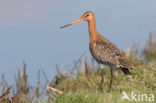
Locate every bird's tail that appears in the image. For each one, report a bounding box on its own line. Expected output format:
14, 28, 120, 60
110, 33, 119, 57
120, 68, 131, 75
118, 58, 134, 69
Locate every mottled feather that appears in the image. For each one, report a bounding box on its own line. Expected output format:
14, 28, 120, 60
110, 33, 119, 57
89, 37, 134, 70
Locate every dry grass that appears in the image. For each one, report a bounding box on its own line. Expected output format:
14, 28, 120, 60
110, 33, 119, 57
0, 33, 156, 103
142, 33, 156, 62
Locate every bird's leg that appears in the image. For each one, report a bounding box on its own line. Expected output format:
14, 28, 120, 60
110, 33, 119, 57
108, 67, 113, 92
100, 65, 104, 89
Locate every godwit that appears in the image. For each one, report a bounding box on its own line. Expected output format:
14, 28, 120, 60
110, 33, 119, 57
60, 11, 134, 91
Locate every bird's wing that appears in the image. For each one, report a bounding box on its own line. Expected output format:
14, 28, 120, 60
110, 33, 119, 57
90, 39, 134, 69
90, 39, 121, 65
118, 57, 134, 69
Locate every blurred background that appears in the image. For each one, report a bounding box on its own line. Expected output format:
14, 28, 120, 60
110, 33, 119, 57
0, 0, 156, 86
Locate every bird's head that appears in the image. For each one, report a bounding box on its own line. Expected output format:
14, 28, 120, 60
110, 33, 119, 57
60, 11, 95, 28
81, 11, 95, 21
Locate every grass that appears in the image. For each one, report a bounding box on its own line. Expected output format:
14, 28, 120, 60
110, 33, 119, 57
47, 61, 156, 103
0, 34, 156, 103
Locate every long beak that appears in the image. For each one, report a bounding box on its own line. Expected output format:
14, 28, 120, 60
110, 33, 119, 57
60, 18, 83, 29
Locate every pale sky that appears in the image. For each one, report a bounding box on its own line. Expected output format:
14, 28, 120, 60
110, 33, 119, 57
0, 0, 156, 85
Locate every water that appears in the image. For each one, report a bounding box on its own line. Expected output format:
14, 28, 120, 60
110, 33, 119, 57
0, 0, 156, 86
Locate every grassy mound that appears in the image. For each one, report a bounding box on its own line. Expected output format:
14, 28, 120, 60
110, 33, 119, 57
0, 34, 156, 103
47, 61, 156, 103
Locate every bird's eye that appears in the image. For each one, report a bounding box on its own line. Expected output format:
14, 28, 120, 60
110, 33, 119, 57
87, 14, 89, 16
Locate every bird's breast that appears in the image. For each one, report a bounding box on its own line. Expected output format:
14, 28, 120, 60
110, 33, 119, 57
89, 42, 104, 64
89, 40, 120, 67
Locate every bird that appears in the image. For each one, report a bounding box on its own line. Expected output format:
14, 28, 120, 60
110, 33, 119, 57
60, 11, 134, 91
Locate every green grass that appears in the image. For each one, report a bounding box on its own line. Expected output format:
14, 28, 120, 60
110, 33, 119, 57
43, 61, 156, 103
1, 33, 156, 103
0, 58, 156, 103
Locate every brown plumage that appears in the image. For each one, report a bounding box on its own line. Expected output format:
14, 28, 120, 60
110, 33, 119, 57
60, 11, 134, 91
89, 37, 134, 74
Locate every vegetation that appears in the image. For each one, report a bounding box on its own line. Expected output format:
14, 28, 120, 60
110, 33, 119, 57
0, 33, 156, 103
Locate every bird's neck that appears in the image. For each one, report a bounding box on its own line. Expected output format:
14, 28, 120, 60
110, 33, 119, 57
88, 19, 99, 43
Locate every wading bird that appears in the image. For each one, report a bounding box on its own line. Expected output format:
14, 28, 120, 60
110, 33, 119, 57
60, 11, 134, 91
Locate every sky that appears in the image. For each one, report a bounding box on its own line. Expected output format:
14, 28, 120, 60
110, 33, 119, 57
0, 0, 156, 85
